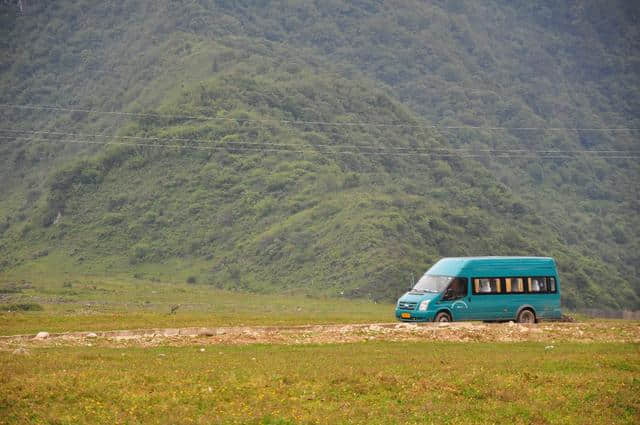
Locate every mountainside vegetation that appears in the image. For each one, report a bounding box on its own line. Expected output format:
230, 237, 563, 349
0, 0, 638, 310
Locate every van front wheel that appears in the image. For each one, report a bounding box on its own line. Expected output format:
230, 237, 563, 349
517, 309, 536, 324
434, 312, 451, 322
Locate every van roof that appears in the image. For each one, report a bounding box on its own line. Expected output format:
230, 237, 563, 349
426, 256, 557, 276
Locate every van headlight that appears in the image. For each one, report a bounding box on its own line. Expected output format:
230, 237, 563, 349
419, 300, 430, 311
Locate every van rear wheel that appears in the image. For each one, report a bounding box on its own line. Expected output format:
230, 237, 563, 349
434, 312, 451, 322
517, 309, 536, 324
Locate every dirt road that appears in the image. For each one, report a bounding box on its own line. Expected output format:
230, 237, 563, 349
2, 321, 639, 350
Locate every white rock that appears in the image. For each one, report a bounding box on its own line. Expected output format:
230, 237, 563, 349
86, 332, 98, 339
12, 347, 30, 355
545, 345, 555, 350
396, 323, 416, 329
199, 348, 205, 352
34, 331, 49, 339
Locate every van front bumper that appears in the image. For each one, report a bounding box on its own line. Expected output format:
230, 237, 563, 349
395, 309, 433, 322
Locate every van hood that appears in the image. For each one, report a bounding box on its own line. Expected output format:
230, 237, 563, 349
398, 291, 441, 303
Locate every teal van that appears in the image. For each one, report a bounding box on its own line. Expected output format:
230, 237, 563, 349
395, 257, 561, 323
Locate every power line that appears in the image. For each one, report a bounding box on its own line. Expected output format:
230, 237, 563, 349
2, 134, 639, 160
0, 130, 449, 153
1, 129, 638, 155
1, 134, 638, 158
1, 103, 639, 132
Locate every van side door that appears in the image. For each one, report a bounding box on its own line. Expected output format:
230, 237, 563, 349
469, 278, 506, 320
439, 277, 473, 321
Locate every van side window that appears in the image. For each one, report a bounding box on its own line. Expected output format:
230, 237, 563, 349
528, 277, 546, 293
548, 277, 557, 293
442, 277, 468, 300
506, 278, 524, 293
472, 277, 555, 294
540, 278, 548, 292
472, 278, 501, 294
491, 278, 501, 293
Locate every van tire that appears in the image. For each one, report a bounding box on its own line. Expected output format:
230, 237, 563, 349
517, 309, 536, 324
434, 311, 451, 322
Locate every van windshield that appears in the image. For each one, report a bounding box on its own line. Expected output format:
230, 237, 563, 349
412, 274, 455, 293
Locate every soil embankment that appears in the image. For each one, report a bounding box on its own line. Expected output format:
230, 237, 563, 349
2, 321, 639, 350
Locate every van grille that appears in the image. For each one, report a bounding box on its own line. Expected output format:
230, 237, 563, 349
398, 301, 417, 310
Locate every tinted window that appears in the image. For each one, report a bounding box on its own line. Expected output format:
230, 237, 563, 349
528, 277, 546, 293
472, 277, 556, 294
442, 277, 468, 300
473, 278, 501, 294
548, 277, 557, 293
506, 277, 524, 293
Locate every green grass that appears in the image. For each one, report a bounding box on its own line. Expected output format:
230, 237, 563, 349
0, 270, 624, 336
0, 273, 394, 335
1, 342, 638, 424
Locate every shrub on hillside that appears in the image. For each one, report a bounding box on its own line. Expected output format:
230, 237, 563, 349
129, 243, 152, 264
0, 303, 44, 312
0, 219, 8, 234
102, 213, 125, 225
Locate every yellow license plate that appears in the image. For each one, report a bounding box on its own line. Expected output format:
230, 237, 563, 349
401, 313, 411, 319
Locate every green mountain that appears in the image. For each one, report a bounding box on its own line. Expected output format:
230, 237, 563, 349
0, 0, 638, 310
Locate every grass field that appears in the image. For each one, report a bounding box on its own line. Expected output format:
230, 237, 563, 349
2, 272, 639, 424
1, 342, 638, 424
0, 274, 393, 336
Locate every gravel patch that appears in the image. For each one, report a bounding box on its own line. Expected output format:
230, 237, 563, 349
1, 321, 638, 350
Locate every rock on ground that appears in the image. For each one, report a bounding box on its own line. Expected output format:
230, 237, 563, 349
34, 332, 49, 340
